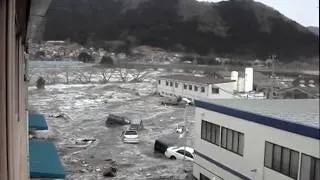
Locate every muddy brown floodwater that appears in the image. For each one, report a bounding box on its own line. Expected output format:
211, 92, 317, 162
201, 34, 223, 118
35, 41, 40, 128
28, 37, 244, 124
29, 82, 195, 180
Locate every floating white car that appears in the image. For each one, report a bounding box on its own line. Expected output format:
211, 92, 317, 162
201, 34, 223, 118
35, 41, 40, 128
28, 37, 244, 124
120, 130, 140, 144
164, 146, 194, 161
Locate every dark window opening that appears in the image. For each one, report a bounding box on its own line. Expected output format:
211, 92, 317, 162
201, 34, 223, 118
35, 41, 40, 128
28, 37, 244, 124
212, 87, 220, 94
300, 153, 320, 180
221, 127, 244, 156
201, 120, 220, 146
264, 141, 299, 179
184, 84, 187, 89
201, 87, 205, 93
200, 173, 210, 180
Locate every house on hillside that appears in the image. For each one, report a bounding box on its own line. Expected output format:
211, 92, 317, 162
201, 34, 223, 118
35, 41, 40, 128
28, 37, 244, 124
275, 76, 319, 99
252, 59, 265, 67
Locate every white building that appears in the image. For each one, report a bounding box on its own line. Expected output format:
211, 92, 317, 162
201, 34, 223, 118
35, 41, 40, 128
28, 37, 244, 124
157, 70, 265, 100
157, 75, 236, 100
193, 99, 319, 180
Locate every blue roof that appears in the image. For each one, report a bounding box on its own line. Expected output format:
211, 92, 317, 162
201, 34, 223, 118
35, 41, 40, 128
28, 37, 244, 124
29, 139, 65, 178
195, 99, 320, 139
29, 113, 48, 130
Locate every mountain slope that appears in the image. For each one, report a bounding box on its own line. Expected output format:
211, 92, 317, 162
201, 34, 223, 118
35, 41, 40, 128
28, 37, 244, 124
43, 0, 319, 61
308, 26, 319, 36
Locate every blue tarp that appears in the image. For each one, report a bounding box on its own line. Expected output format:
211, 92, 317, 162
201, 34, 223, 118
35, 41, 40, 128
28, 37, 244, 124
29, 113, 48, 130
29, 139, 65, 179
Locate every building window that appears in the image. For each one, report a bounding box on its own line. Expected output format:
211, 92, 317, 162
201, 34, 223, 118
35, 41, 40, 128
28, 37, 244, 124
189, 85, 192, 90
264, 142, 299, 179
201, 87, 205, 93
300, 154, 320, 180
212, 87, 219, 94
194, 86, 198, 91
158, 80, 161, 85
166, 81, 169, 86
201, 120, 220, 146
221, 127, 244, 156
175, 82, 178, 88
184, 84, 187, 89
200, 173, 210, 180
170, 81, 173, 87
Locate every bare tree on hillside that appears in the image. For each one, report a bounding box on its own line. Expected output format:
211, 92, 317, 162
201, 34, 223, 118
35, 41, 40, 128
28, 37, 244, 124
45, 69, 60, 84
28, 68, 36, 83
76, 70, 96, 83
62, 67, 72, 84
99, 68, 114, 83
130, 69, 149, 82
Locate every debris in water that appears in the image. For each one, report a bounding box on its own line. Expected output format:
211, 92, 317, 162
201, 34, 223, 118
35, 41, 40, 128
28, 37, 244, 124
103, 167, 118, 177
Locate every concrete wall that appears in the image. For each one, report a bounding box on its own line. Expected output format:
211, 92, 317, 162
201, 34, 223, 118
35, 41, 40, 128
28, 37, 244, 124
193, 107, 320, 180
157, 78, 235, 100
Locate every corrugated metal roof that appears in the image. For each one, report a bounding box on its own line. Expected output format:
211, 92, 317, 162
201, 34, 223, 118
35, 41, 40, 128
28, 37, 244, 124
158, 75, 235, 85
201, 99, 319, 129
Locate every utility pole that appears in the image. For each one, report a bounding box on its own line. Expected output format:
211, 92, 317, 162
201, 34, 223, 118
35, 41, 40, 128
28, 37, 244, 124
183, 103, 188, 172
270, 55, 277, 99
183, 101, 192, 172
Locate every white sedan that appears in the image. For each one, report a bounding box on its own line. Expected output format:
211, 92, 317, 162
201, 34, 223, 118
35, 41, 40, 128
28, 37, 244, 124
120, 130, 140, 144
164, 146, 194, 161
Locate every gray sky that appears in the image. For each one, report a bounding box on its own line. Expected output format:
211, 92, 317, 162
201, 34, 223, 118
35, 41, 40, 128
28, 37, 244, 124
197, 0, 319, 27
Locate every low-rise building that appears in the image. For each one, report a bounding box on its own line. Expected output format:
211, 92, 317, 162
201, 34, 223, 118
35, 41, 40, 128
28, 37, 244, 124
157, 67, 266, 100
193, 99, 319, 180
157, 75, 236, 100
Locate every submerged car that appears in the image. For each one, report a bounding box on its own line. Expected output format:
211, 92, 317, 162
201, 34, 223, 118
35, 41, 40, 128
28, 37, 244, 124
164, 146, 194, 161
105, 114, 130, 127
120, 130, 140, 144
129, 119, 144, 131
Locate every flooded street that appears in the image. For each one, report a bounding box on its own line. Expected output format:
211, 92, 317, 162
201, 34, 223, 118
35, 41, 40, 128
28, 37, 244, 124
29, 74, 195, 179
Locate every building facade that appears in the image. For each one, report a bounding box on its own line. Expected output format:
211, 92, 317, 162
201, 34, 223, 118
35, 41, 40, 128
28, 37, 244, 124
193, 99, 319, 180
0, 0, 30, 179
157, 75, 236, 100
1, 1, 60, 180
